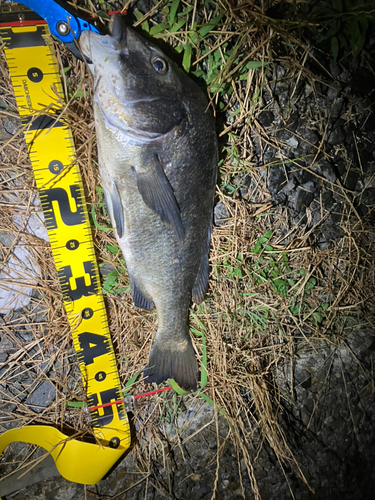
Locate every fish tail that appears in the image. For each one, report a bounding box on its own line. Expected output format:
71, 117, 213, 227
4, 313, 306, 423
144, 334, 198, 390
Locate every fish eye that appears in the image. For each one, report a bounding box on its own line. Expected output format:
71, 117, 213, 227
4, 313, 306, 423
151, 56, 168, 75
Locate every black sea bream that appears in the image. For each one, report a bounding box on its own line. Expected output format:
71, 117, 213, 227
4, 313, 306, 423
80, 16, 218, 389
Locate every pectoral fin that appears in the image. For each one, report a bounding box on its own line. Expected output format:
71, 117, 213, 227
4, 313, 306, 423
103, 182, 124, 238
135, 155, 184, 241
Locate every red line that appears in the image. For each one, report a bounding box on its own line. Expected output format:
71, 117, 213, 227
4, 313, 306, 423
89, 386, 174, 412
0, 20, 47, 27
134, 386, 173, 399
90, 399, 124, 411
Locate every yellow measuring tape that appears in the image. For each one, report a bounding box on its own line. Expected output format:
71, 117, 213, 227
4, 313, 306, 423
0, 18, 130, 484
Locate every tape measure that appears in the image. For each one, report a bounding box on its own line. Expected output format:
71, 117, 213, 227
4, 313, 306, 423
0, 12, 130, 485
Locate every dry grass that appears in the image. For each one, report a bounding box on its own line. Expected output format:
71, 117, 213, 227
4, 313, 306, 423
1, 1, 375, 498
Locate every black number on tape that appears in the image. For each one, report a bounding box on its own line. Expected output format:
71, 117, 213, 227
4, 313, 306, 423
95, 371, 107, 382
109, 437, 120, 449
0, 25, 46, 49
82, 308, 94, 319
40, 186, 85, 229
49, 160, 64, 175
58, 261, 97, 301
66, 239, 79, 250
27, 67, 43, 83
78, 332, 110, 365
90, 388, 122, 427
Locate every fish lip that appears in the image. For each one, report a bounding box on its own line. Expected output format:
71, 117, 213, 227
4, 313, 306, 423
78, 30, 93, 63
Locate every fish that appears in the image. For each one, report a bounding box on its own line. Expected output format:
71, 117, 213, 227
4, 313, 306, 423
79, 15, 218, 390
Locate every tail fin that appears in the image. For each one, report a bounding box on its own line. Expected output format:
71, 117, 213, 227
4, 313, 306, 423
144, 336, 198, 390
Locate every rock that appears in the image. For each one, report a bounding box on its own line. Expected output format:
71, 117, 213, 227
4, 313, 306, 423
0, 232, 16, 247
25, 381, 56, 413
362, 188, 375, 206
267, 166, 287, 195
352, 67, 375, 97
303, 129, 319, 146
344, 171, 359, 191
359, 149, 375, 173
320, 159, 337, 183
258, 110, 274, 127
280, 177, 296, 194
321, 190, 334, 206
327, 127, 345, 145
309, 201, 322, 226
0, 116, 21, 138
274, 192, 287, 204
214, 202, 229, 226
293, 181, 315, 211
190, 474, 202, 482
293, 168, 314, 184
320, 219, 344, 244
285, 136, 299, 149
329, 61, 341, 79
330, 97, 344, 120
286, 112, 300, 132
99, 263, 116, 278
327, 85, 340, 100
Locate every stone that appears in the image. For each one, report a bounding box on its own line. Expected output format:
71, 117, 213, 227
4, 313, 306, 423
327, 127, 345, 145
285, 136, 299, 149
267, 166, 287, 195
320, 159, 337, 183
286, 112, 300, 132
258, 110, 274, 127
99, 263, 116, 278
343, 170, 358, 190
327, 86, 340, 101
329, 61, 341, 79
303, 129, 319, 146
320, 219, 345, 243
362, 188, 375, 206
292, 181, 315, 211
330, 97, 344, 120
25, 381, 56, 413
293, 168, 314, 184
1, 116, 20, 137
214, 202, 229, 226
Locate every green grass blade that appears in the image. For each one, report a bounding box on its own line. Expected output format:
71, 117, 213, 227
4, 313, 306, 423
198, 13, 223, 38
65, 401, 85, 407
191, 327, 208, 389
91, 205, 113, 231
183, 42, 192, 73
149, 22, 169, 36
169, 0, 180, 26
170, 378, 189, 395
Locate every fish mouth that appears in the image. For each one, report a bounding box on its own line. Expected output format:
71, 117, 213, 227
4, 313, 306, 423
79, 17, 128, 64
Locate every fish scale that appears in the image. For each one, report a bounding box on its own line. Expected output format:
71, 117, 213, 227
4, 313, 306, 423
80, 16, 218, 390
